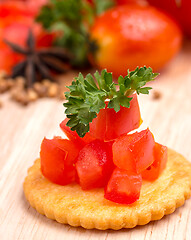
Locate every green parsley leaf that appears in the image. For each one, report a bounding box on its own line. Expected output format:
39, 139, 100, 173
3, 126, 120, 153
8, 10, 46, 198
64, 67, 159, 137
108, 97, 120, 112
36, 0, 115, 67
94, 0, 115, 15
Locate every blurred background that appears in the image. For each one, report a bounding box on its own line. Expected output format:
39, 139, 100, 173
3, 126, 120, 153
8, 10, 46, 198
0, 0, 190, 106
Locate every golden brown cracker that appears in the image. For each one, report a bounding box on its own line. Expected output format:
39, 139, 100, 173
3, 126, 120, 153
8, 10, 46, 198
23, 149, 191, 230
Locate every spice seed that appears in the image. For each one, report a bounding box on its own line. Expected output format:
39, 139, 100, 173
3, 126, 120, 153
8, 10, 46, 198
0, 80, 9, 93
48, 83, 59, 97
27, 88, 38, 102
0, 70, 7, 79
0, 72, 67, 107
152, 90, 162, 100
15, 77, 25, 88
33, 82, 48, 97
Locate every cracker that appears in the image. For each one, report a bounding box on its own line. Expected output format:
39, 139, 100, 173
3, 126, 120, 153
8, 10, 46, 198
23, 149, 191, 230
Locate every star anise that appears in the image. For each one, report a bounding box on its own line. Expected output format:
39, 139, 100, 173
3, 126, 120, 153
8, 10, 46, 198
4, 30, 72, 88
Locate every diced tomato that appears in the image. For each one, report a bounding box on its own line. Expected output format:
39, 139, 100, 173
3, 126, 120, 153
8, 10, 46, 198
89, 106, 107, 140
142, 143, 168, 181
112, 128, 155, 173
40, 137, 80, 185
104, 167, 142, 204
105, 94, 142, 140
60, 118, 95, 148
60, 118, 85, 148
89, 94, 141, 141
76, 140, 114, 190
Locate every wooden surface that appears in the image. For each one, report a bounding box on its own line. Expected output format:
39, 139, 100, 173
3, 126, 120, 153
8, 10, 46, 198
0, 41, 191, 240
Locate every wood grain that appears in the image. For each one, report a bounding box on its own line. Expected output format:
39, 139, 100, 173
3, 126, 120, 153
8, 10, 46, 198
0, 41, 191, 240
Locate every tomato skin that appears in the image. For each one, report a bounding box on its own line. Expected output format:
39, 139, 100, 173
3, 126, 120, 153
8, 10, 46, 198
76, 140, 114, 190
90, 5, 182, 75
147, 0, 191, 38
142, 142, 167, 181
89, 94, 141, 141
104, 167, 142, 204
112, 128, 155, 173
60, 118, 95, 148
40, 137, 80, 185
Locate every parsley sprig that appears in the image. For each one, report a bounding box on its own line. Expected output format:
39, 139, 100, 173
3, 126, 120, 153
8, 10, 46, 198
36, 0, 115, 67
64, 67, 158, 137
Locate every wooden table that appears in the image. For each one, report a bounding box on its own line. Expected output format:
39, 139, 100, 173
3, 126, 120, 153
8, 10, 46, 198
0, 41, 191, 240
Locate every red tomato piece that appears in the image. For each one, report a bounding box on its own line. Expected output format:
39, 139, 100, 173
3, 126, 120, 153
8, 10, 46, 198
76, 140, 114, 190
104, 167, 142, 204
142, 142, 167, 181
89, 105, 107, 140
40, 137, 80, 185
89, 94, 141, 141
60, 118, 85, 148
105, 94, 141, 140
112, 128, 155, 173
60, 118, 95, 148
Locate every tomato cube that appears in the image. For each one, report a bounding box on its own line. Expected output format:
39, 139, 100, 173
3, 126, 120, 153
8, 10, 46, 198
76, 140, 114, 190
104, 167, 142, 204
142, 143, 168, 181
89, 106, 107, 140
112, 129, 155, 173
89, 94, 141, 141
40, 137, 80, 185
60, 118, 95, 148
105, 94, 142, 140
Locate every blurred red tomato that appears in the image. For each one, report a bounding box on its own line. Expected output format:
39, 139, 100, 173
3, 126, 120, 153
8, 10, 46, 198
147, 0, 191, 38
116, 0, 145, 4
0, 0, 47, 16
26, 0, 47, 15
0, 1, 53, 73
0, 1, 34, 28
90, 4, 182, 76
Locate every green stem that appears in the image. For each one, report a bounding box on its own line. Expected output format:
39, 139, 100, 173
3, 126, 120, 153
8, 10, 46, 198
124, 89, 135, 97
